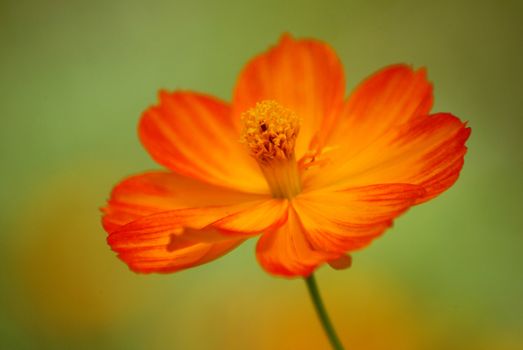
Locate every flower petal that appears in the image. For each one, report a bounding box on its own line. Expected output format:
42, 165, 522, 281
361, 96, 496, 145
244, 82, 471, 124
256, 183, 424, 277
140, 91, 267, 193
106, 207, 241, 274
256, 208, 337, 277
306, 113, 470, 203
109, 224, 244, 274
101, 171, 265, 233
212, 199, 289, 234
327, 254, 352, 270
328, 64, 433, 153
292, 184, 426, 255
103, 173, 289, 273
232, 34, 346, 158
108, 199, 288, 274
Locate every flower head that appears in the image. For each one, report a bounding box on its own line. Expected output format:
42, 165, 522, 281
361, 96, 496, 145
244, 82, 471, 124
241, 100, 301, 164
102, 34, 470, 277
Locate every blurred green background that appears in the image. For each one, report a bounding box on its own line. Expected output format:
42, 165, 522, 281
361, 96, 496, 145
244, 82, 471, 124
1, 0, 522, 349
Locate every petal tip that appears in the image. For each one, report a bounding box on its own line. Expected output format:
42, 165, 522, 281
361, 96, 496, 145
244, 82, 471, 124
279, 32, 294, 43
327, 254, 352, 270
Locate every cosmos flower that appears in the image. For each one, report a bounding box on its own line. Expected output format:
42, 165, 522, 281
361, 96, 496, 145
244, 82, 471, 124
102, 34, 470, 277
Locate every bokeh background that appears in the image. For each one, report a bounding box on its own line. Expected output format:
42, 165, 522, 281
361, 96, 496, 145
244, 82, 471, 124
1, 0, 522, 349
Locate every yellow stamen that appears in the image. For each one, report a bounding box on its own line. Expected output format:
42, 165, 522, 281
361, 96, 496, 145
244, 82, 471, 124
241, 100, 302, 198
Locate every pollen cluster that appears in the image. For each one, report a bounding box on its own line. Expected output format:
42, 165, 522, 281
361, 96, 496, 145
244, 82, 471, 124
241, 100, 300, 164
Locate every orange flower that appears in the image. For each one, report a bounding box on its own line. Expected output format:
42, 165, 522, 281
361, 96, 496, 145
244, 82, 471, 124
102, 34, 470, 277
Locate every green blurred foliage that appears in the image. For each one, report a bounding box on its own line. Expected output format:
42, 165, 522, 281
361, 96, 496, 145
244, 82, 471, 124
1, 0, 522, 349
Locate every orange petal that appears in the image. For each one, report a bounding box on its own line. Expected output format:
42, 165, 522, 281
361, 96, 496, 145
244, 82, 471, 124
103, 173, 289, 273
108, 199, 288, 273
292, 184, 426, 254
328, 64, 433, 153
255, 183, 422, 278
256, 208, 338, 277
327, 254, 352, 270
101, 171, 266, 234
306, 113, 470, 203
139, 91, 267, 193
109, 224, 244, 274
106, 207, 242, 273
232, 34, 346, 158
212, 199, 289, 234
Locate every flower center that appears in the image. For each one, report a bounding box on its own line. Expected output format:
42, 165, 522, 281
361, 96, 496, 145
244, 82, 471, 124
241, 100, 302, 198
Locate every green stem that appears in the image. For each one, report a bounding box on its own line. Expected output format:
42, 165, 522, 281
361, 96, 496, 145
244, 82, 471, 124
304, 274, 345, 350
